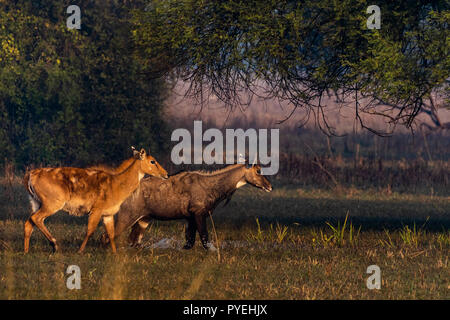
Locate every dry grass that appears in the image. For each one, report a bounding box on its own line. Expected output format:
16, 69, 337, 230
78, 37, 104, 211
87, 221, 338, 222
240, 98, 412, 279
0, 174, 448, 299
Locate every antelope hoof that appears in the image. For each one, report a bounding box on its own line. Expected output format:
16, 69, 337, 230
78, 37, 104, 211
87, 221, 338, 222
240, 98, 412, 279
50, 241, 59, 253
182, 243, 194, 250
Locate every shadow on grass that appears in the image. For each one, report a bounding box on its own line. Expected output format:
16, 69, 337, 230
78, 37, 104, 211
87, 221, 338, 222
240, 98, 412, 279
1, 180, 449, 233
214, 195, 450, 232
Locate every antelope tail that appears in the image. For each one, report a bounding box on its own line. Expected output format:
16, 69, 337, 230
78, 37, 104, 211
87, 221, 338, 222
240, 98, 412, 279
23, 171, 41, 211
22, 171, 31, 194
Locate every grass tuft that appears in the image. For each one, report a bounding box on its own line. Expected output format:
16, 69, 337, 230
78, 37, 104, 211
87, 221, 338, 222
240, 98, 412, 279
324, 211, 361, 246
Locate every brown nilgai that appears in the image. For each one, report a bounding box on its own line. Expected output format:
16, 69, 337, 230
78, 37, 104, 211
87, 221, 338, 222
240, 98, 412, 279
102, 163, 272, 250
23, 147, 168, 254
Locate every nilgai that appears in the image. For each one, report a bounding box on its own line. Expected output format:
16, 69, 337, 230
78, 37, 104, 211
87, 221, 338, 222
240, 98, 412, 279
23, 148, 168, 253
102, 163, 272, 250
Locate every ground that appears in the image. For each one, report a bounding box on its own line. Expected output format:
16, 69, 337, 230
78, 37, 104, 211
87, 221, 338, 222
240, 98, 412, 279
0, 177, 448, 299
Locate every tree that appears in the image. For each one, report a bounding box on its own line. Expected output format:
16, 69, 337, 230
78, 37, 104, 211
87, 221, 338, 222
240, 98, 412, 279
131, 0, 449, 135
0, 0, 168, 169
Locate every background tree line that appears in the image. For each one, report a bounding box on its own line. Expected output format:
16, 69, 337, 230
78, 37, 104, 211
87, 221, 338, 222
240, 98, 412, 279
0, 0, 168, 170
0, 0, 448, 170
132, 0, 449, 135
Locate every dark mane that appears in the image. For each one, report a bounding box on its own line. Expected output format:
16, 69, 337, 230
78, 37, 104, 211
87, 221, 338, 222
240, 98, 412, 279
191, 164, 245, 176
161, 164, 245, 179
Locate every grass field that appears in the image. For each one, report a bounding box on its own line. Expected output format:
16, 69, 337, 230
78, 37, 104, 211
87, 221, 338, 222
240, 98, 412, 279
0, 176, 449, 299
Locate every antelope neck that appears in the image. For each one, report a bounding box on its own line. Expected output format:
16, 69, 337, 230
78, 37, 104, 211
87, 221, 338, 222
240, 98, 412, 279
112, 159, 143, 195
213, 166, 247, 193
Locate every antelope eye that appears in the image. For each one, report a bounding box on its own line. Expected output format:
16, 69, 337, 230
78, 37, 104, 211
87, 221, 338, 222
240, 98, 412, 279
256, 169, 261, 174
150, 160, 155, 164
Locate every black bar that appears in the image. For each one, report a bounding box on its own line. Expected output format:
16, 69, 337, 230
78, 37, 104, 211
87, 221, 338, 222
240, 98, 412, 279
1, 300, 446, 319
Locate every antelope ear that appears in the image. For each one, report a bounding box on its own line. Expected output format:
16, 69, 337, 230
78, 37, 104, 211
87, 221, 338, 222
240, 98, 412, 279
251, 156, 258, 167
244, 158, 252, 169
139, 148, 146, 160
132, 146, 140, 159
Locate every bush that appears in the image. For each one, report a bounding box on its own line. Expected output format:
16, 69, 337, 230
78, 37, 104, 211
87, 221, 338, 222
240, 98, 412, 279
0, 0, 168, 169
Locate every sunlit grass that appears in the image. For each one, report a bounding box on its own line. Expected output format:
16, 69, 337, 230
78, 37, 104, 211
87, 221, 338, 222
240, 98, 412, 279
0, 178, 448, 299
324, 211, 361, 246
246, 219, 290, 245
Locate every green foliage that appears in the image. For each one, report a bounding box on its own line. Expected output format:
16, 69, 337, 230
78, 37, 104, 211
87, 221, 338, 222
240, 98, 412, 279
0, 0, 168, 169
274, 222, 289, 244
379, 229, 395, 248
399, 221, 428, 248
310, 228, 334, 247
246, 218, 267, 243
325, 211, 361, 246
436, 230, 450, 249
132, 0, 449, 132
309, 212, 362, 247
247, 218, 290, 244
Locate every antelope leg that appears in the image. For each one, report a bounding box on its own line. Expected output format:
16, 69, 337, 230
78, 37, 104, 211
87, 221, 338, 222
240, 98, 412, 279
78, 211, 102, 253
183, 217, 197, 250
103, 215, 116, 253
194, 214, 209, 250
129, 217, 151, 247
26, 206, 60, 253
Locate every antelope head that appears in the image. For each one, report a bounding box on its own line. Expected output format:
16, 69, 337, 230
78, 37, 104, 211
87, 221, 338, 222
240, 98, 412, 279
132, 147, 168, 179
243, 160, 272, 192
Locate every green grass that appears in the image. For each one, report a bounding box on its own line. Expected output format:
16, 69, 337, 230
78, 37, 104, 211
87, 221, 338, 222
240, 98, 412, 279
0, 177, 449, 299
